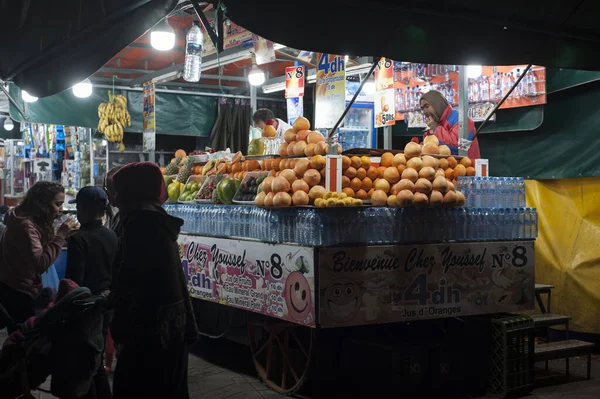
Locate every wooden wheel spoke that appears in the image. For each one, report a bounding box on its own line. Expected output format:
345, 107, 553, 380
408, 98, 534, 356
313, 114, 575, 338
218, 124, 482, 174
265, 332, 275, 378
248, 319, 313, 394
254, 338, 270, 359
290, 330, 309, 359
275, 334, 300, 382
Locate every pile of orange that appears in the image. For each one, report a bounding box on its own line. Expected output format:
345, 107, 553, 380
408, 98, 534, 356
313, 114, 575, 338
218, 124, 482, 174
278, 117, 342, 157
255, 155, 328, 207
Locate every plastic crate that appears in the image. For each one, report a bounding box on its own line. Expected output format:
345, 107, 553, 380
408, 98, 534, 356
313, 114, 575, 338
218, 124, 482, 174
486, 314, 535, 398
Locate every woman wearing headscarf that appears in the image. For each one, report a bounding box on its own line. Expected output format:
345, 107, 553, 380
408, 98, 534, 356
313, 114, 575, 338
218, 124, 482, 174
419, 90, 481, 159
109, 162, 198, 399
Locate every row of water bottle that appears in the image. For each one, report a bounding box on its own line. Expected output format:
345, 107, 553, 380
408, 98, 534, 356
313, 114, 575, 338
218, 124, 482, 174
457, 208, 538, 241
456, 177, 526, 208
164, 204, 537, 246
164, 205, 298, 243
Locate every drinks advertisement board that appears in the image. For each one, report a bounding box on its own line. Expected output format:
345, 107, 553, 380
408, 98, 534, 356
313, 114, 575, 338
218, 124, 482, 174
178, 234, 316, 327
314, 53, 346, 129
318, 241, 534, 328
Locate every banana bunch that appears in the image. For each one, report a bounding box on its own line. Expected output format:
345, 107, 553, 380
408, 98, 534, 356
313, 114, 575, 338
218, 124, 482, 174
97, 91, 131, 144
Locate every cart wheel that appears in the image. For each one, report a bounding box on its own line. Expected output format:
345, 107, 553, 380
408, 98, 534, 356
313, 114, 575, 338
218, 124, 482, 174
247, 316, 314, 395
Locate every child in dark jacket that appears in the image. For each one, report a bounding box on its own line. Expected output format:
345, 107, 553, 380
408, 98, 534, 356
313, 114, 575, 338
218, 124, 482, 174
65, 186, 117, 399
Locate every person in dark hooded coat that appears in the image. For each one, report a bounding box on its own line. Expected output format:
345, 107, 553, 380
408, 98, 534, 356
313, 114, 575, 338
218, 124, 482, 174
109, 162, 198, 399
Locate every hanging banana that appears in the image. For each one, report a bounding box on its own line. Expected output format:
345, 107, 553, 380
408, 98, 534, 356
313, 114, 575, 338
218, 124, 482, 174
96, 90, 132, 146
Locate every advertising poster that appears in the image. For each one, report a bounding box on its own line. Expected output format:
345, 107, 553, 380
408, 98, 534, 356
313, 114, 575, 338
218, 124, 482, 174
201, 18, 253, 56
252, 34, 276, 65
178, 235, 316, 327
285, 66, 305, 98
287, 97, 304, 125
318, 241, 534, 328
374, 58, 395, 128
314, 53, 346, 129
393, 63, 546, 122
142, 81, 156, 152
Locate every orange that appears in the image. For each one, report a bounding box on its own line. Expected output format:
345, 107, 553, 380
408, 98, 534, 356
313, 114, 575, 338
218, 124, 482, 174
344, 166, 357, 179
361, 177, 373, 191
466, 166, 476, 176
262, 125, 277, 138
175, 149, 186, 158
350, 156, 361, 169
342, 187, 355, 198
453, 164, 467, 178
342, 175, 351, 188
380, 152, 394, 167
293, 116, 310, 131
350, 177, 363, 191
231, 162, 242, 173
367, 166, 379, 180
355, 189, 368, 200
356, 167, 367, 180
377, 166, 387, 179
444, 168, 453, 179
341, 156, 351, 170
360, 156, 371, 169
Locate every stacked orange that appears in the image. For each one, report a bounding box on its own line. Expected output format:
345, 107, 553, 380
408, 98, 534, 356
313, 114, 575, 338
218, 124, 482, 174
278, 117, 342, 157
255, 155, 328, 207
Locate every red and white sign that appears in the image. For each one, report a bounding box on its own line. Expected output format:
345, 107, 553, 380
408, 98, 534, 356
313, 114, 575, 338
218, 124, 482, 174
285, 66, 305, 98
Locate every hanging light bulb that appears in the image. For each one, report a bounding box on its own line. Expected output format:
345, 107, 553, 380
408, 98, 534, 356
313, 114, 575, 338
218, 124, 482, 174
72, 78, 93, 98
151, 19, 176, 51
3, 117, 14, 131
248, 57, 265, 86
466, 65, 482, 79
21, 90, 38, 103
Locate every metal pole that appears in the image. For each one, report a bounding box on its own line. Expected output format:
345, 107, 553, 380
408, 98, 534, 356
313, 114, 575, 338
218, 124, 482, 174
383, 126, 392, 149
250, 85, 257, 115
457, 66, 469, 156
92, 84, 284, 102
0, 84, 27, 120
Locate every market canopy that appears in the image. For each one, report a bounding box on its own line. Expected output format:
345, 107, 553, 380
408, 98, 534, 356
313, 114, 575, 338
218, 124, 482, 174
0, 0, 179, 98
223, 0, 600, 71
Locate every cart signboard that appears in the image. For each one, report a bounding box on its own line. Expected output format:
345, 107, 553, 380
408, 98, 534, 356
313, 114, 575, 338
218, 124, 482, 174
142, 81, 156, 152
374, 57, 395, 128
318, 241, 534, 328
178, 234, 316, 327
314, 53, 346, 129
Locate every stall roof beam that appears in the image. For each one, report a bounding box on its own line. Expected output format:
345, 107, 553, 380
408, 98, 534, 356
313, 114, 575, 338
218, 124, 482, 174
98, 68, 248, 82
127, 44, 286, 87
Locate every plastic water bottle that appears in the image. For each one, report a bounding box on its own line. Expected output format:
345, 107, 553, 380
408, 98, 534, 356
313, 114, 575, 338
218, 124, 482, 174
517, 178, 526, 208
183, 21, 203, 82
531, 208, 538, 238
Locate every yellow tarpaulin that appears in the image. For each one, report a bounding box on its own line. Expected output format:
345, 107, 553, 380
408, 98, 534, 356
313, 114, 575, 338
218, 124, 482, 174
526, 178, 600, 334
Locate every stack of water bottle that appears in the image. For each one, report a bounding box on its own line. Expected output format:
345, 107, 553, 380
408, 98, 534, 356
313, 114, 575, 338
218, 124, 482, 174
455, 176, 538, 241
164, 191, 537, 246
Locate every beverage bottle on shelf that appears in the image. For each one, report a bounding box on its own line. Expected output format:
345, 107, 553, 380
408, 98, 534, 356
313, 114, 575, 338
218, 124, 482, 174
517, 208, 526, 239
502, 73, 510, 98
515, 69, 523, 98
488, 75, 496, 102
527, 70, 537, 100
414, 86, 422, 105
468, 79, 474, 103
508, 72, 516, 98
183, 21, 204, 83
494, 72, 503, 101
447, 81, 456, 105
480, 76, 490, 102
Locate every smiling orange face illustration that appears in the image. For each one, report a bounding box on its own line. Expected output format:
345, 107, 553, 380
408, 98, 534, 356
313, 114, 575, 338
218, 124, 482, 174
324, 278, 361, 323
285, 272, 312, 321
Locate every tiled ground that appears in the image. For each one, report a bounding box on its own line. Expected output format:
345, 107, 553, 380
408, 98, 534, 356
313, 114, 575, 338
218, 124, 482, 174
1, 329, 598, 398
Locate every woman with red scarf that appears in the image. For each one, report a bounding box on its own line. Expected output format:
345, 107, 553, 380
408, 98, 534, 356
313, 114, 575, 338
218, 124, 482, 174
419, 90, 481, 159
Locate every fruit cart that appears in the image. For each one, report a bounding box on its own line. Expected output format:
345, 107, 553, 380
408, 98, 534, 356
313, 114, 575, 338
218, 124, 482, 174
161, 109, 538, 396
172, 221, 535, 395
